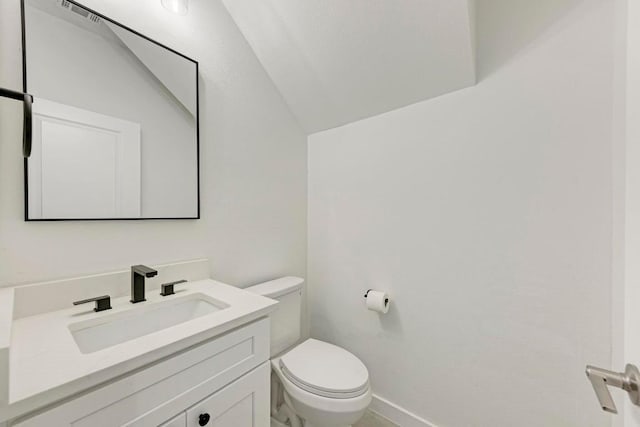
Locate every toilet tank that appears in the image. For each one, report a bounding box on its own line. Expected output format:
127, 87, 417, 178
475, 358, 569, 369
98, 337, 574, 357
245, 276, 304, 356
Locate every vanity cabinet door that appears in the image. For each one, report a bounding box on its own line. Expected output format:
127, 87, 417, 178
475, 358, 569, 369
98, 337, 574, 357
186, 362, 270, 427
159, 413, 186, 427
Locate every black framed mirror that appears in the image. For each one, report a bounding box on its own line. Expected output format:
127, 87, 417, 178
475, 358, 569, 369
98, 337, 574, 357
21, 0, 199, 220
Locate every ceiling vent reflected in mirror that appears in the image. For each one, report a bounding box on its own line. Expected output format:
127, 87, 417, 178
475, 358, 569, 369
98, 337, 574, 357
58, 0, 100, 23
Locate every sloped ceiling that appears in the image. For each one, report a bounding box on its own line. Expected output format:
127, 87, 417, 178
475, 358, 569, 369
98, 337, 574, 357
222, 0, 476, 133
107, 23, 197, 116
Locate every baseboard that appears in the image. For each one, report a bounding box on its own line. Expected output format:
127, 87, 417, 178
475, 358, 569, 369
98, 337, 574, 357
369, 394, 437, 427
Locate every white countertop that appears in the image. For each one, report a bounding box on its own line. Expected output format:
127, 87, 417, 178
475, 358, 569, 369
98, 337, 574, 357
2, 279, 277, 421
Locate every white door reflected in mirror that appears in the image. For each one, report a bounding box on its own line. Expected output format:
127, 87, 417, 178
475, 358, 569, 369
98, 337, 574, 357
29, 98, 141, 219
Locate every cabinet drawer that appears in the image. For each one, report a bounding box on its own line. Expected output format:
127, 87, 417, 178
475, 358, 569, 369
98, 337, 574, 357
186, 362, 270, 427
12, 318, 269, 427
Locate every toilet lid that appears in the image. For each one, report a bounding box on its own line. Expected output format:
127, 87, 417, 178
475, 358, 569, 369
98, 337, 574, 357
279, 339, 369, 399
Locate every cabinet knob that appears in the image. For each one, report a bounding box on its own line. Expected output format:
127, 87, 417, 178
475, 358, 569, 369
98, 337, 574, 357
198, 413, 210, 426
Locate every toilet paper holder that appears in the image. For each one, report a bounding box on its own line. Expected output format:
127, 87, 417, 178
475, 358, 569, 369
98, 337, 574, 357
364, 289, 389, 306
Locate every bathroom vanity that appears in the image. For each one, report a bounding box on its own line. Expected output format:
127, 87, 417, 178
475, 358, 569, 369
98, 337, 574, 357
0, 260, 277, 427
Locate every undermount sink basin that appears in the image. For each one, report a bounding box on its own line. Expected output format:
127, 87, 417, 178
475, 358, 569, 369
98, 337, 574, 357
69, 293, 228, 353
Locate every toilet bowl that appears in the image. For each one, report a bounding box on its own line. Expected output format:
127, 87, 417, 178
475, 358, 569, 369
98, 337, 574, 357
272, 339, 371, 426
246, 277, 371, 427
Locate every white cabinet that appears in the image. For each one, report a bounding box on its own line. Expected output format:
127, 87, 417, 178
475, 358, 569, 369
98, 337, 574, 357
11, 319, 270, 427
155, 362, 269, 427
186, 362, 270, 427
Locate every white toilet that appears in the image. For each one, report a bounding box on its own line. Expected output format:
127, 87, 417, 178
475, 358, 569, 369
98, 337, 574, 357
246, 277, 371, 427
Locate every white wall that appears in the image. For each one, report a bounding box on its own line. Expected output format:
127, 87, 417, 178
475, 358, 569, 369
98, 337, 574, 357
0, 0, 306, 289
612, 0, 640, 425
308, 0, 614, 426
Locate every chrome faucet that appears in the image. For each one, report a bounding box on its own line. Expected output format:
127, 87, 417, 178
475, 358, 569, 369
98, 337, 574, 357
130, 265, 158, 303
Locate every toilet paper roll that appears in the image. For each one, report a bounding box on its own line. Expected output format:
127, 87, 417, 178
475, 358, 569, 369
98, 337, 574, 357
365, 290, 390, 314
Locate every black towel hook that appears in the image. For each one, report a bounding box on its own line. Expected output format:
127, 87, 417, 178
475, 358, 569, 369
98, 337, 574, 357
0, 86, 33, 158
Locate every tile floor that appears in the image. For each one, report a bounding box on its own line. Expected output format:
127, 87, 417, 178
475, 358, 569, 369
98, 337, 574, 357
353, 411, 398, 427
271, 410, 398, 427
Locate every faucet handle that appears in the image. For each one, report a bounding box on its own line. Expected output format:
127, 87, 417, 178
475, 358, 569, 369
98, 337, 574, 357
73, 295, 112, 312
160, 280, 187, 296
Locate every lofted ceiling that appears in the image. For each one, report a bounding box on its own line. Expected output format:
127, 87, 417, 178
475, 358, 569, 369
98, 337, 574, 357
222, 0, 476, 133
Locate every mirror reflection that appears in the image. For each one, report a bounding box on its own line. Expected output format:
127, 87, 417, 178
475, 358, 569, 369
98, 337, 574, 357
23, 0, 199, 220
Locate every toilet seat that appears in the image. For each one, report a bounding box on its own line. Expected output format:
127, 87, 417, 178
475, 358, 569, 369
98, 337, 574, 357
279, 339, 369, 399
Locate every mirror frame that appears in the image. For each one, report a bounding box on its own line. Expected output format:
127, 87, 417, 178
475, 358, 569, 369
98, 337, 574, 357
20, 0, 200, 221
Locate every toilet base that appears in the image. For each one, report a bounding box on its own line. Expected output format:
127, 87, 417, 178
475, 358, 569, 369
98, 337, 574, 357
304, 423, 352, 427
272, 417, 352, 427
271, 417, 288, 427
